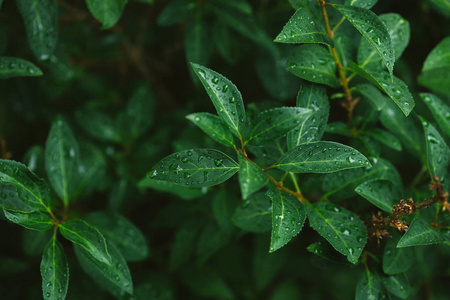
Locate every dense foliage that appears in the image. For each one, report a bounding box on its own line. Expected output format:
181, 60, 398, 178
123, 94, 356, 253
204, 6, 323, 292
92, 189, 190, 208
0, 0, 450, 299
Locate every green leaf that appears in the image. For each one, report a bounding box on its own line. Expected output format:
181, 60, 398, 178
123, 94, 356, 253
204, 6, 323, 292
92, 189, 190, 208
363, 128, 402, 151
169, 219, 203, 271
3, 209, 52, 231
422, 36, 450, 72
191, 63, 246, 138
350, 62, 414, 116
246, 107, 312, 145
75, 143, 107, 199
274, 141, 370, 173
212, 190, 236, 234
429, 0, 450, 17
185, 11, 213, 66
334, 33, 355, 68
186, 113, 235, 147
420, 93, 450, 138
180, 266, 234, 300
274, 7, 334, 47
382, 273, 410, 299
157, 0, 196, 26
266, 188, 306, 252
345, 0, 379, 9
333, 4, 395, 78
355, 270, 386, 300
0, 159, 51, 212
59, 219, 111, 265
286, 45, 339, 87
306, 202, 367, 264
325, 122, 352, 137
138, 178, 205, 200
355, 179, 401, 213
74, 240, 133, 296
420, 117, 450, 186
148, 149, 239, 187
86, 211, 149, 262
357, 13, 410, 68
397, 217, 443, 247
287, 82, 330, 149
212, 0, 252, 15
383, 238, 413, 275
195, 221, 229, 265
306, 241, 349, 264
0, 57, 43, 79
85, 0, 128, 29
238, 152, 268, 200
0, 185, 34, 213
40, 236, 69, 300
354, 83, 386, 111
45, 117, 81, 205
75, 109, 121, 143
231, 192, 272, 232
16, 0, 58, 60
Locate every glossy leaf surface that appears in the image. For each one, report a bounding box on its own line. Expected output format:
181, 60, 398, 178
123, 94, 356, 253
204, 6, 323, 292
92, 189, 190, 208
397, 218, 443, 247
232, 192, 272, 232
363, 128, 402, 151
238, 152, 267, 199
306, 202, 367, 264
59, 219, 111, 265
86, 0, 128, 29
75, 110, 120, 143
138, 178, 205, 200
418, 37, 450, 95
383, 273, 410, 299
267, 188, 306, 252
149, 149, 239, 187
355, 179, 401, 212
274, 141, 370, 173
191, 63, 246, 138
0, 57, 42, 79
3, 209, 53, 231
186, 113, 235, 147
274, 7, 333, 47
355, 270, 386, 300
345, 0, 379, 9
354, 83, 386, 111
420, 93, 450, 138
40, 237, 69, 300
0, 185, 34, 213
383, 238, 413, 275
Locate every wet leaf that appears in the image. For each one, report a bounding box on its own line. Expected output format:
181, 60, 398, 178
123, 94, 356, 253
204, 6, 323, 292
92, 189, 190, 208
138, 178, 205, 200
420, 93, 450, 138
274, 141, 370, 173
355, 179, 401, 212
355, 270, 386, 300
148, 149, 239, 187
0, 57, 43, 79
306, 202, 367, 264
363, 128, 402, 151
3, 209, 53, 231
0, 185, 34, 213
232, 192, 272, 232
354, 83, 386, 111
382, 273, 410, 299
334, 33, 355, 67
40, 236, 69, 300
306, 240, 350, 264
397, 218, 443, 247
238, 152, 268, 199
325, 122, 352, 137
274, 7, 334, 47
345, 0, 379, 10
186, 113, 235, 147
86, 0, 128, 29
383, 238, 413, 275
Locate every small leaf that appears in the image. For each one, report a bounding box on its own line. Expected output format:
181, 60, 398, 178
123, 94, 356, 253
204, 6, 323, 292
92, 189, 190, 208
0, 57, 43, 79
382, 273, 410, 299
306, 202, 367, 264
138, 178, 205, 200
355, 179, 401, 213
287, 82, 330, 149
274, 7, 334, 47
16, 0, 58, 60
355, 270, 386, 300
267, 187, 306, 252
186, 113, 235, 147
363, 128, 402, 151
333, 4, 395, 78
3, 209, 53, 231
232, 192, 272, 232
238, 152, 268, 199
74, 240, 133, 296
85, 0, 128, 29
382, 238, 413, 275
274, 141, 370, 173
0, 159, 51, 212
45, 117, 81, 205
350, 62, 414, 116
191, 63, 246, 138
345, 0, 379, 9
40, 236, 69, 300
246, 107, 312, 145
420, 93, 450, 138
397, 218, 443, 247
148, 149, 239, 187
86, 211, 149, 262
286, 45, 339, 87
59, 219, 111, 265
75, 109, 121, 143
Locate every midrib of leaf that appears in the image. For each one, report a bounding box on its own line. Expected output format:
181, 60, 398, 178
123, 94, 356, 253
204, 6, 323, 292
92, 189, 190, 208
401, 226, 437, 244
287, 65, 335, 77
62, 226, 105, 259
365, 268, 375, 296
56, 125, 69, 205
202, 122, 234, 145
209, 86, 241, 138
237, 211, 271, 219
387, 249, 402, 270
293, 90, 315, 146
50, 237, 58, 297
274, 195, 286, 242
100, 228, 142, 254
250, 114, 302, 142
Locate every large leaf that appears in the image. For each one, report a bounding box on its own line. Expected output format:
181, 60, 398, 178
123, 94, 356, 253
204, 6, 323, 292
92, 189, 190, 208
59, 219, 111, 265
274, 7, 333, 47
0, 185, 34, 213
45, 117, 81, 205
383, 238, 413, 275
16, 0, 58, 60
397, 217, 443, 247
186, 113, 235, 147
363, 128, 402, 151
231, 192, 272, 232
246, 107, 312, 145
0, 159, 51, 212
148, 149, 239, 187
287, 82, 330, 149
0, 57, 43, 79
286, 45, 339, 87
3, 210, 53, 231
306, 202, 367, 264
354, 83, 386, 111
40, 237, 69, 300
355, 179, 401, 213
345, 0, 379, 9
350, 62, 414, 116
274, 141, 370, 173
85, 0, 128, 29
420, 93, 450, 138
191, 63, 246, 139
355, 270, 386, 300
238, 152, 268, 199
74, 240, 133, 296
267, 188, 306, 252
429, 0, 450, 17
382, 273, 410, 299
86, 211, 149, 262
333, 4, 395, 77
